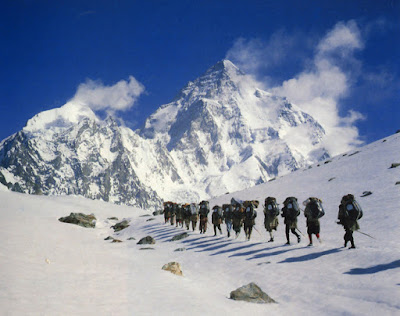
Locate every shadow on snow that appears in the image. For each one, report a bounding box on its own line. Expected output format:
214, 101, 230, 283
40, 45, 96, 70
344, 259, 400, 275
278, 248, 343, 263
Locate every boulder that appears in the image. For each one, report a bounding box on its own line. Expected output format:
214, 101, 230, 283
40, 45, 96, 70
162, 262, 183, 276
170, 232, 189, 241
58, 213, 96, 228
111, 239, 122, 243
137, 236, 156, 245
389, 163, 400, 169
111, 220, 130, 232
230, 282, 276, 304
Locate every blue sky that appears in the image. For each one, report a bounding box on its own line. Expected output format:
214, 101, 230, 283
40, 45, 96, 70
1, 0, 399, 148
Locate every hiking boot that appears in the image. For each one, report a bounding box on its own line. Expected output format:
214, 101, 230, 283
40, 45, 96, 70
297, 236, 301, 243
268, 238, 274, 242
227, 231, 230, 238
349, 245, 356, 249
308, 243, 313, 247
285, 241, 290, 245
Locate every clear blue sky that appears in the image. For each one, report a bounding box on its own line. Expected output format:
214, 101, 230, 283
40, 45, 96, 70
1, 0, 399, 145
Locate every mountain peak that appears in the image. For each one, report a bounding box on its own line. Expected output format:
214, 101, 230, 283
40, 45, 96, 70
23, 101, 97, 135
205, 59, 243, 77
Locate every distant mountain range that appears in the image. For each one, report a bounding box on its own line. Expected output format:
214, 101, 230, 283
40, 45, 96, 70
0, 60, 329, 209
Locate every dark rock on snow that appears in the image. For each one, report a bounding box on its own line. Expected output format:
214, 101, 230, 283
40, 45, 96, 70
127, 237, 136, 240
111, 220, 130, 232
139, 247, 155, 250
174, 248, 187, 252
111, 239, 123, 243
108, 217, 119, 221
146, 218, 155, 222
104, 236, 114, 241
137, 236, 156, 245
360, 191, 372, 197
170, 232, 189, 241
58, 213, 96, 228
389, 163, 400, 169
230, 282, 276, 304
153, 210, 163, 216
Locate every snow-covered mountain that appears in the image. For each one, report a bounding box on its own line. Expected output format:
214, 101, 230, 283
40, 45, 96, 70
0, 60, 329, 208
1, 130, 399, 315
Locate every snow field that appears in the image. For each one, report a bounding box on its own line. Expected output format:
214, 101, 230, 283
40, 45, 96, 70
0, 132, 399, 315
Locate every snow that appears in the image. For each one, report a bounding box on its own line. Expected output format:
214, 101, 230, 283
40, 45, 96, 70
1, 132, 399, 315
23, 101, 98, 135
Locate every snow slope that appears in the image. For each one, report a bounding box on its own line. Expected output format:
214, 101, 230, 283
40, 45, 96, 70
0, 132, 399, 315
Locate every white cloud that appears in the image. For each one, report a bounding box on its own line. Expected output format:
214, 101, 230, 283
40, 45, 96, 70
270, 20, 365, 155
317, 20, 363, 55
71, 76, 145, 115
225, 30, 307, 80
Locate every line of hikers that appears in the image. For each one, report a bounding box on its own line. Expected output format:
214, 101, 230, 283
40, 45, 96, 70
162, 194, 363, 248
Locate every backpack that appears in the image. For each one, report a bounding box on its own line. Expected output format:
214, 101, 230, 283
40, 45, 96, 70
245, 204, 255, 219
265, 197, 279, 216
343, 194, 363, 221
307, 197, 325, 219
212, 207, 223, 220
190, 203, 198, 215
199, 200, 209, 215
284, 197, 300, 219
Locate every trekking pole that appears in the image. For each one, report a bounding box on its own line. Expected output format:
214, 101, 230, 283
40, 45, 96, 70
296, 228, 305, 237
253, 225, 262, 236
355, 230, 376, 239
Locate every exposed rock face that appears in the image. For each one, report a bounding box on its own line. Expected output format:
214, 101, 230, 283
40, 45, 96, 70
170, 232, 189, 241
230, 282, 276, 304
137, 236, 155, 245
58, 213, 96, 228
111, 220, 130, 232
162, 262, 183, 276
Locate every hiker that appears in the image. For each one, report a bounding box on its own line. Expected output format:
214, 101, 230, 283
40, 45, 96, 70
175, 203, 184, 228
281, 197, 301, 244
232, 202, 244, 238
183, 204, 191, 230
243, 201, 258, 241
303, 197, 325, 246
189, 202, 199, 231
337, 194, 363, 249
163, 201, 173, 224
223, 203, 233, 237
170, 202, 176, 226
263, 197, 279, 242
199, 200, 210, 234
212, 205, 224, 236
